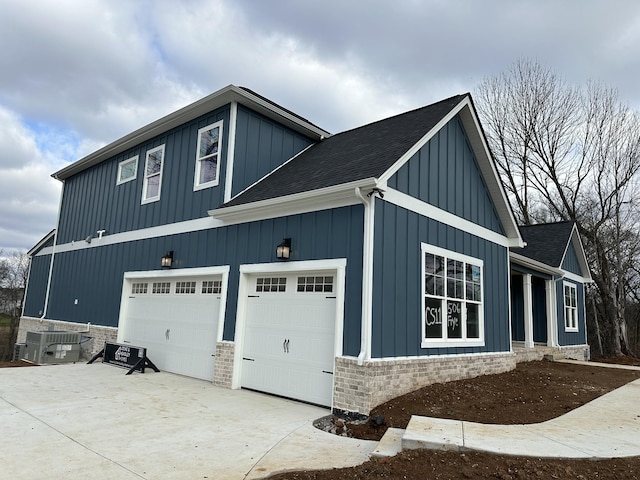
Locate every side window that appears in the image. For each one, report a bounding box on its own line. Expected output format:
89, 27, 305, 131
142, 145, 165, 204
194, 121, 223, 191
117, 156, 138, 185
564, 282, 578, 331
421, 244, 484, 348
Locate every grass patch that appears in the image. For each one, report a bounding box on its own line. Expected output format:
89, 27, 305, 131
0, 313, 11, 328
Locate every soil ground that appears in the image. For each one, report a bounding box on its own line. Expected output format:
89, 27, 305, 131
269, 358, 640, 480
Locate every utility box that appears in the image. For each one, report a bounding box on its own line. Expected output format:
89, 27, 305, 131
23, 331, 82, 364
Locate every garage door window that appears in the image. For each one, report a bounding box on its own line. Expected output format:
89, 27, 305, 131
202, 280, 222, 294
297, 276, 333, 293
152, 282, 171, 294
132, 283, 148, 294
176, 281, 196, 294
256, 277, 286, 292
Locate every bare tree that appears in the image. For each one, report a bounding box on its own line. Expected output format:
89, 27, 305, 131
0, 251, 29, 361
476, 59, 640, 357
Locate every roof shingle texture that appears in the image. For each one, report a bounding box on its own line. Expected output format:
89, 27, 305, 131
223, 94, 467, 207
511, 221, 575, 267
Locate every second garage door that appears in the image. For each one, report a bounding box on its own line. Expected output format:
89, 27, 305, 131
119, 274, 222, 381
241, 273, 337, 406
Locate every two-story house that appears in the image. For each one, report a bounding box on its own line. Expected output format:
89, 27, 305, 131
20, 85, 591, 415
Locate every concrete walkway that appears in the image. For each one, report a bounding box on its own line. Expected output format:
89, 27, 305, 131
0, 364, 376, 479
379, 361, 640, 459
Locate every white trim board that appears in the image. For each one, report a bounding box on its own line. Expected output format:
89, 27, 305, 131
383, 188, 517, 248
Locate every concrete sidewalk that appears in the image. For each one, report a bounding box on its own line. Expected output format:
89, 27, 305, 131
389, 361, 640, 459
0, 363, 376, 479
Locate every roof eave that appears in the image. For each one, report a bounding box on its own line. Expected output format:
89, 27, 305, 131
209, 178, 378, 223
509, 251, 564, 276
52, 85, 331, 181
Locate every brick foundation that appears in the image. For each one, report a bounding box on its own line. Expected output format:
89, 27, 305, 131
18, 317, 118, 360
213, 341, 235, 388
333, 352, 516, 415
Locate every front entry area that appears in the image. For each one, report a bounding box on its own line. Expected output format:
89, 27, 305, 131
238, 262, 345, 407
117, 267, 228, 381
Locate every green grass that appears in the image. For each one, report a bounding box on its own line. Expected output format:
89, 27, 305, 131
0, 313, 11, 328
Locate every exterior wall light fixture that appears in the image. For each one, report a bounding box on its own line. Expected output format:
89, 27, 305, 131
276, 238, 291, 260
161, 251, 174, 268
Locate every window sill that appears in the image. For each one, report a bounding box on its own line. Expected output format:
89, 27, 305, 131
421, 339, 485, 349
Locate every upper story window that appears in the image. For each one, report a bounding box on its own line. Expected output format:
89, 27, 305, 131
421, 243, 484, 348
142, 145, 165, 204
116, 156, 138, 185
564, 282, 578, 332
194, 121, 223, 191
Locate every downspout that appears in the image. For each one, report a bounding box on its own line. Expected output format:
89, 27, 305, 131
355, 187, 375, 366
41, 179, 65, 319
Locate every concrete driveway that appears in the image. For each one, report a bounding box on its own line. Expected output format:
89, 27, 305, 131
0, 363, 376, 479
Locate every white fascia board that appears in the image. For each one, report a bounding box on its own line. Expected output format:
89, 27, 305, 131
53, 85, 330, 181
509, 252, 564, 276
27, 229, 56, 257
383, 188, 517, 248
209, 178, 378, 224
377, 97, 523, 247
562, 225, 592, 282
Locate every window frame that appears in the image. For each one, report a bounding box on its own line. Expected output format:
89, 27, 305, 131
563, 281, 579, 332
421, 243, 485, 348
116, 156, 138, 185
193, 121, 223, 191
141, 144, 165, 204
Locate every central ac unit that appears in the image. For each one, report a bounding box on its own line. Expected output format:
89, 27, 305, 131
23, 331, 82, 364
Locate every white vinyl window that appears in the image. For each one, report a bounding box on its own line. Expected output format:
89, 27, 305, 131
116, 156, 138, 185
194, 121, 223, 190
564, 282, 578, 332
142, 145, 165, 204
421, 244, 484, 348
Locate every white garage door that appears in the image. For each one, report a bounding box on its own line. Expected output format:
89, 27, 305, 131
241, 273, 336, 406
120, 275, 222, 381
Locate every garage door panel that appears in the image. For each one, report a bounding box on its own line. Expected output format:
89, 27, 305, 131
120, 275, 221, 381
242, 272, 337, 406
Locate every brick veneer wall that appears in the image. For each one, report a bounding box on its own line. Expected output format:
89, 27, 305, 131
559, 344, 590, 361
213, 341, 235, 388
18, 316, 118, 360
333, 352, 516, 416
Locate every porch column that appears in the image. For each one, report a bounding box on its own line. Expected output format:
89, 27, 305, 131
545, 279, 558, 347
523, 274, 534, 348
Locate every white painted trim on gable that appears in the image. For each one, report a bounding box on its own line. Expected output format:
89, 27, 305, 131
377, 96, 523, 245
562, 271, 589, 284
224, 101, 238, 203
509, 252, 564, 276
383, 187, 517, 248
561, 225, 592, 282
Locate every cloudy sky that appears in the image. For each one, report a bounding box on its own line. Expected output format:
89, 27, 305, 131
2, 0, 640, 253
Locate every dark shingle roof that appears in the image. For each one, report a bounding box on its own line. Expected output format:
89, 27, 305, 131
223, 94, 467, 207
511, 221, 575, 267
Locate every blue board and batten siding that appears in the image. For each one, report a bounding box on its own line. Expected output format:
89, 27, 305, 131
24, 205, 365, 355
231, 105, 314, 196
556, 280, 587, 345
372, 116, 511, 358
23, 254, 51, 317
562, 242, 582, 275
56, 105, 315, 245
372, 200, 510, 357
387, 116, 504, 235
